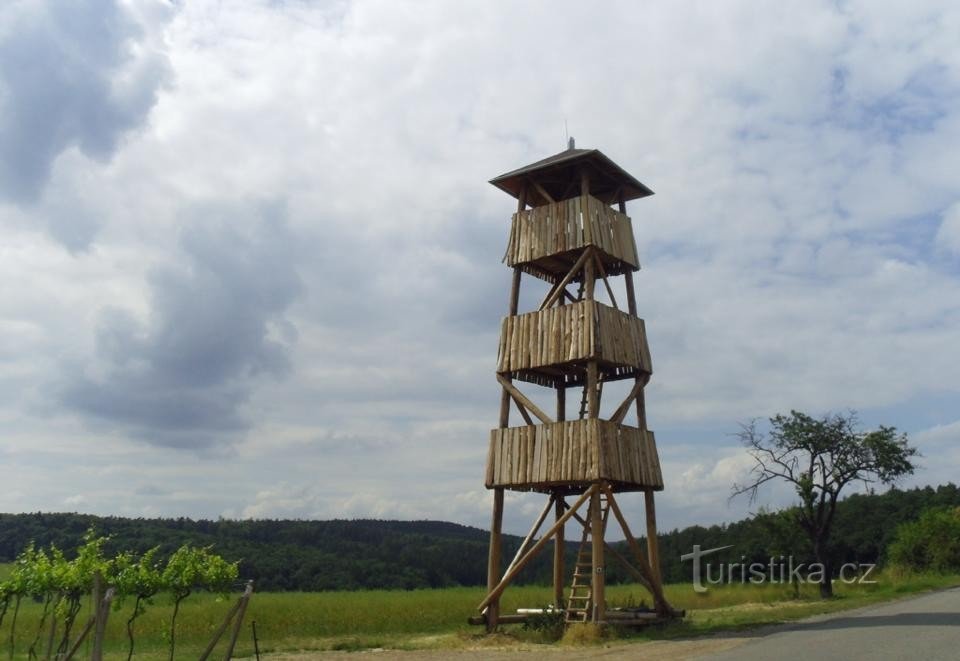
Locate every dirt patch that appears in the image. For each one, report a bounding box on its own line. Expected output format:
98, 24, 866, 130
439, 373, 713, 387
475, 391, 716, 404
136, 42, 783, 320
263, 635, 751, 660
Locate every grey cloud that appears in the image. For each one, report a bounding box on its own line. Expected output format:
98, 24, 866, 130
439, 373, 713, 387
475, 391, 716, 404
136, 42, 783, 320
0, 1, 173, 207
60, 201, 303, 449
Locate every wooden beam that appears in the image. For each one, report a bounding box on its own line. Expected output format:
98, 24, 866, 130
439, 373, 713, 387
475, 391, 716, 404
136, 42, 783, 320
504, 496, 554, 578
601, 485, 669, 612
539, 248, 592, 311
486, 488, 504, 630
593, 252, 619, 310
530, 179, 555, 205
513, 398, 534, 426
610, 378, 646, 425
496, 375, 554, 424
478, 485, 596, 612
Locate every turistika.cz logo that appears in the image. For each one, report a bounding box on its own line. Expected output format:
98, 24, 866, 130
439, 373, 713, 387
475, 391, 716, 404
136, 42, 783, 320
680, 545, 877, 593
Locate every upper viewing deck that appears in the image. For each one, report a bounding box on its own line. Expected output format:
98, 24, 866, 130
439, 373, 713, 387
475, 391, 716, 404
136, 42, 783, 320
503, 194, 639, 281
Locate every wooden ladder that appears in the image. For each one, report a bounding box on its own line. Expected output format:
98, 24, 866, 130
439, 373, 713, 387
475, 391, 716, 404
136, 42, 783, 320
565, 526, 593, 623
577, 374, 603, 420
565, 492, 610, 624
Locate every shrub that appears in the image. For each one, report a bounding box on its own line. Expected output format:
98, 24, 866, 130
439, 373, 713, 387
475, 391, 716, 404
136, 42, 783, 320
887, 507, 960, 572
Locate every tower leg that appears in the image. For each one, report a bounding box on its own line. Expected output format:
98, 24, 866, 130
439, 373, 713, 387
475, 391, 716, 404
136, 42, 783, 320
553, 494, 565, 609
590, 489, 605, 623
486, 488, 504, 631
644, 489, 662, 591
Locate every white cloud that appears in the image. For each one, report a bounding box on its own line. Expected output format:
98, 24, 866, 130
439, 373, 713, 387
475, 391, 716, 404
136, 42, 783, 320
936, 202, 960, 255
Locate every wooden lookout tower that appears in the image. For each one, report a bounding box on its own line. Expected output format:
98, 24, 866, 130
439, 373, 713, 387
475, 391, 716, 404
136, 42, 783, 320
476, 142, 679, 629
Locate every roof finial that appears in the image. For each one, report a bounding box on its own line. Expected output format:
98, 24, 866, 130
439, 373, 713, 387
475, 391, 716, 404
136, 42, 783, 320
568, 136, 575, 150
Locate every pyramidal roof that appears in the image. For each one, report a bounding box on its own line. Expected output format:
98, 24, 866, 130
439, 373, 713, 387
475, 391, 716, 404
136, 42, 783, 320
489, 146, 653, 206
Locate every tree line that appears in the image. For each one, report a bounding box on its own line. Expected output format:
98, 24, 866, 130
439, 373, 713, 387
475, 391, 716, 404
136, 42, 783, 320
2, 483, 958, 592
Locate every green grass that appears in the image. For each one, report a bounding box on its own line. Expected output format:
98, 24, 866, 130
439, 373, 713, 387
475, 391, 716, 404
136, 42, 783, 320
0, 572, 956, 658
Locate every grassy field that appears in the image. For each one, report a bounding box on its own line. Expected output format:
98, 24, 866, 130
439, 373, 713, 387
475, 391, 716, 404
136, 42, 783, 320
0, 572, 956, 658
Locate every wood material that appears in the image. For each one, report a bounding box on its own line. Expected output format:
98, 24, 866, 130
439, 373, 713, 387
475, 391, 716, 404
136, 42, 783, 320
504, 496, 554, 578
497, 301, 651, 379
590, 489, 605, 623
478, 485, 596, 613
601, 484, 673, 614
538, 248, 592, 311
485, 488, 504, 630
486, 420, 663, 489
644, 490, 662, 594
496, 375, 553, 425
504, 195, 639, 271
223, 582, 253, 660
553, 495, 565, 608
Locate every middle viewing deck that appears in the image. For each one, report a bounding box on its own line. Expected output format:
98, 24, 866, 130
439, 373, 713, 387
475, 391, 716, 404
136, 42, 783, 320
497, 300, 651, 387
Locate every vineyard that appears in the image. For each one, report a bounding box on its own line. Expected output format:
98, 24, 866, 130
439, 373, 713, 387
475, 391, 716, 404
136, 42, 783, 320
0, 531, 241, 660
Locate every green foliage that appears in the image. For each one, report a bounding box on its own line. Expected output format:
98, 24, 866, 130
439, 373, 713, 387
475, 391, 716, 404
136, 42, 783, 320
888, 507, 960, 573
0, 533, 238, 661
520, 606, 565, 640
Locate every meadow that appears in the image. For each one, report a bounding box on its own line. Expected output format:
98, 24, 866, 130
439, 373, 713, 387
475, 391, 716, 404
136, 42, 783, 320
0, 568, 956, 658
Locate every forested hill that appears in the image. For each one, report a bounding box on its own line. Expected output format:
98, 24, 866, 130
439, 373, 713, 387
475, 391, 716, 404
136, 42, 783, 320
1, 483, 958, 591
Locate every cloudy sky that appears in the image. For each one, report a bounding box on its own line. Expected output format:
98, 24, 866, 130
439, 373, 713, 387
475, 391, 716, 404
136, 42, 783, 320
1, 0, 959, 537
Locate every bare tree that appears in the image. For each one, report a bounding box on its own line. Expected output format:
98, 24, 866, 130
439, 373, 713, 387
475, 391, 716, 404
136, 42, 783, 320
732, 410, 918, 597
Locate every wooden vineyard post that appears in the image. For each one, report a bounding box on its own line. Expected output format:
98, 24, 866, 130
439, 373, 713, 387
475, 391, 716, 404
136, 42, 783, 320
477, 142, 679, 628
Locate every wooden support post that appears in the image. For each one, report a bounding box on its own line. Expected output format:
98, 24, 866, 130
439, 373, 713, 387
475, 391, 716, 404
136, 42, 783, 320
644, 490, 662, 593
583, 248, 596, 302
222, 582, 253, 661
556, 386, 565, 422
553, 495, 565, 609
91, 587, 115, 661
624, 270, 637, 315
90, 572, 103, 661
586, 362, 599, 420
486, 488, 504, 631
590, 489, 605, 623
499, 267, 522, 429
198, 590, 246, 661
479, 485, 595, 613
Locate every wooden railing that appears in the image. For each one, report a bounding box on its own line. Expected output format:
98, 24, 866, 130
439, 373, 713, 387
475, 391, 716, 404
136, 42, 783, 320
496, 300, 651, 375
504, 195, 639, 268
486, 419, 663, 490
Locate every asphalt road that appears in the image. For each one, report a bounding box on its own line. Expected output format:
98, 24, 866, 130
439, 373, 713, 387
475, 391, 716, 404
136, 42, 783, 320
700, 587, 960, 661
